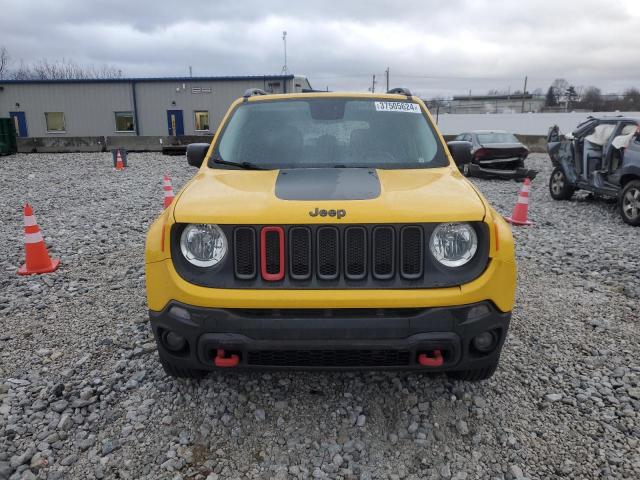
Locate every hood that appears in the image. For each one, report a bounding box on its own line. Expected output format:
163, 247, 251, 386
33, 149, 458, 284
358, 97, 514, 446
173, 167, 486, 224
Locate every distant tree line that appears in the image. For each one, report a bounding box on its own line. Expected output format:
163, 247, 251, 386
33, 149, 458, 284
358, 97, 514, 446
0, 46, 123, 80
544, 78, 640, 112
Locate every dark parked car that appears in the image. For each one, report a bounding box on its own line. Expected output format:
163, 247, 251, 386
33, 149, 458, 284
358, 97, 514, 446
453, 130, 536, 180
547, 116, 640, 226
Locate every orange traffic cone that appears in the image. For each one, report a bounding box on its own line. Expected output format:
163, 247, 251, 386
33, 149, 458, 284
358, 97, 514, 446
115, 149, 125, 170
505, 178, 533, 226
18, 204, 60, 275
163, 175, 175, 209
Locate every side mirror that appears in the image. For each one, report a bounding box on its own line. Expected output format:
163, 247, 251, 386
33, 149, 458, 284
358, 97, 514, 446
446, 141, 473, 166
186, 143, 210, 167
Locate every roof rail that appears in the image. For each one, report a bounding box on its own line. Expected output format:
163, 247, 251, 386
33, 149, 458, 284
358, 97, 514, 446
387, 87, 413, 96
243, 88, 268, 99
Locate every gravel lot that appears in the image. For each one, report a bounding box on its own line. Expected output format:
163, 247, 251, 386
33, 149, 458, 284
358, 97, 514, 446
0, 152, 638, 480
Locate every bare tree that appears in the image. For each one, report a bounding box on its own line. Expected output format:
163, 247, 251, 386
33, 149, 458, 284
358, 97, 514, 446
623, 88, 640, 109
0, 46, 9, 79
7, 57, 123, 80
11, 60, 34, 80
28, 58, 123, 80
551, 78, 569, 104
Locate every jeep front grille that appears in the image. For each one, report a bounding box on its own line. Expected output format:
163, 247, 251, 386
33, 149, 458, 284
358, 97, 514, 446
233, 224, 429, 283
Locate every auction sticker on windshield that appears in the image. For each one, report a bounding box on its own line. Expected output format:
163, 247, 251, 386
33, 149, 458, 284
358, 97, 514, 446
374, 101, 421, 113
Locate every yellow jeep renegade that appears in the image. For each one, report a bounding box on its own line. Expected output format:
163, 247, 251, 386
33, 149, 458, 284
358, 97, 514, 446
145, 88, 516, 381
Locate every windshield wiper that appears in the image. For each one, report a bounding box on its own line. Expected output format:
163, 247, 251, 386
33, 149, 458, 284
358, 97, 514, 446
211, 156, 266, 170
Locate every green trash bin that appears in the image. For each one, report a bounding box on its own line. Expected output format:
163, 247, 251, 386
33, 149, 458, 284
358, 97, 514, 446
0, 118, 18, 155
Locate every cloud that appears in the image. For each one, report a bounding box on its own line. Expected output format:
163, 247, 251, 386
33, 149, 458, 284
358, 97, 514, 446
1, 0, 639, 96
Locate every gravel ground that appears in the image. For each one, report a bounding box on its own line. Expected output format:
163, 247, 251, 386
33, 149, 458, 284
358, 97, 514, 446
0, 152, 638, 480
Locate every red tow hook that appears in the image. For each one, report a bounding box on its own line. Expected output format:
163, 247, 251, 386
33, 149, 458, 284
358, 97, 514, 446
214, 349, 240, 368
418, 350, 444, 367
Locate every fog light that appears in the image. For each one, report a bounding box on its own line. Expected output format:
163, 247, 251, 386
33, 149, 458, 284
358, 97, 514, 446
163, 331, 187, 352
471, 331, 497, 353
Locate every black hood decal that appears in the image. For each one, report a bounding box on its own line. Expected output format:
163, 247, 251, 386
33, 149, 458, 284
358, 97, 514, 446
275, 168, 381, 201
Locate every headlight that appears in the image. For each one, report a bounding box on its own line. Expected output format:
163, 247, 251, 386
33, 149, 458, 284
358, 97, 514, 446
429, 223, 478, 267
180, 224, 227, 267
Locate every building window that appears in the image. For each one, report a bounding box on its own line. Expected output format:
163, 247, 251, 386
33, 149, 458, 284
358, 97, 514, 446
45, 112, 65, 133
194, 111, 209, 131
115, 111, 135, 132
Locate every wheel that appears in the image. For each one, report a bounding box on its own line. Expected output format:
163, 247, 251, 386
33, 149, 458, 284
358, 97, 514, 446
549, 167, 575, 200
448, 361, 498, 381
619, 180, 640, 226
160, 356, 208, 379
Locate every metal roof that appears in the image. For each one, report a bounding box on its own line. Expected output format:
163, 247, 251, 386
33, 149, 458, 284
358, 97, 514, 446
0, 74, 296, 85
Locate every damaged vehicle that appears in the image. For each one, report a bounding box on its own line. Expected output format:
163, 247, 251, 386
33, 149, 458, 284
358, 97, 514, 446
547, 116, 640, 226
452, 130, 537, 181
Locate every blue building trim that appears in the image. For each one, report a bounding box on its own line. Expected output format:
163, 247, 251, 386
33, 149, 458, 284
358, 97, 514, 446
131, 81, 140, 136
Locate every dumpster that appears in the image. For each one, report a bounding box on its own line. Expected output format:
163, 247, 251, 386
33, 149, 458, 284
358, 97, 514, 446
0, 118, 18, 155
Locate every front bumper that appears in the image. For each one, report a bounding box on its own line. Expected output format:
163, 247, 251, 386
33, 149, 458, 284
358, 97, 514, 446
469, 163, 538, 181
150, 301, 510, 371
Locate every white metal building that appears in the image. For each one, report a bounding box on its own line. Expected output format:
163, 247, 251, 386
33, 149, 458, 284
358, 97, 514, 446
0, 74, 312, 151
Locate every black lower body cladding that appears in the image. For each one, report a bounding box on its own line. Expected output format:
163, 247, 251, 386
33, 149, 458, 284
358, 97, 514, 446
150, 301, 510, 372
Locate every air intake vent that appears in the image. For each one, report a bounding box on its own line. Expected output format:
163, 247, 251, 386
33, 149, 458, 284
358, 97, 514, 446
317, 227, 339, 280
372, 226, 395, 279
233, 227, 257, 279
344, 227, 367, 280
289, 227, 312, 280
400, 226, 424, 279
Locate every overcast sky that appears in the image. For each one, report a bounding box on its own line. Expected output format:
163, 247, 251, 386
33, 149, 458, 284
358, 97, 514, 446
1, 0, 639, 97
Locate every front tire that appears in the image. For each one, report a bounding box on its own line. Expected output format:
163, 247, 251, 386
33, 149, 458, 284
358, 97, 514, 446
619, 180, 640, 226
448, 361, 498, 381
549, 167, 575, 200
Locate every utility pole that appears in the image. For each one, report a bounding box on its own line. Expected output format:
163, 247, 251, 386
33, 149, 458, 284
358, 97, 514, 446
189, 66, 192, 78
281, 31, 289, 75
385, 67, 389, 92
521, 76, 528, 113
370, 74, 377, 93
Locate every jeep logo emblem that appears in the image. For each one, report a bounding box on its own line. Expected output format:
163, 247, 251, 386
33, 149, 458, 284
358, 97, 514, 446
309, 207, 346, 219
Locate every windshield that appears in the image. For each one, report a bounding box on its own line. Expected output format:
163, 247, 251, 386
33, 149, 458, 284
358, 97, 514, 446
476, 132, 519, 144
212, 98, 447, 169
